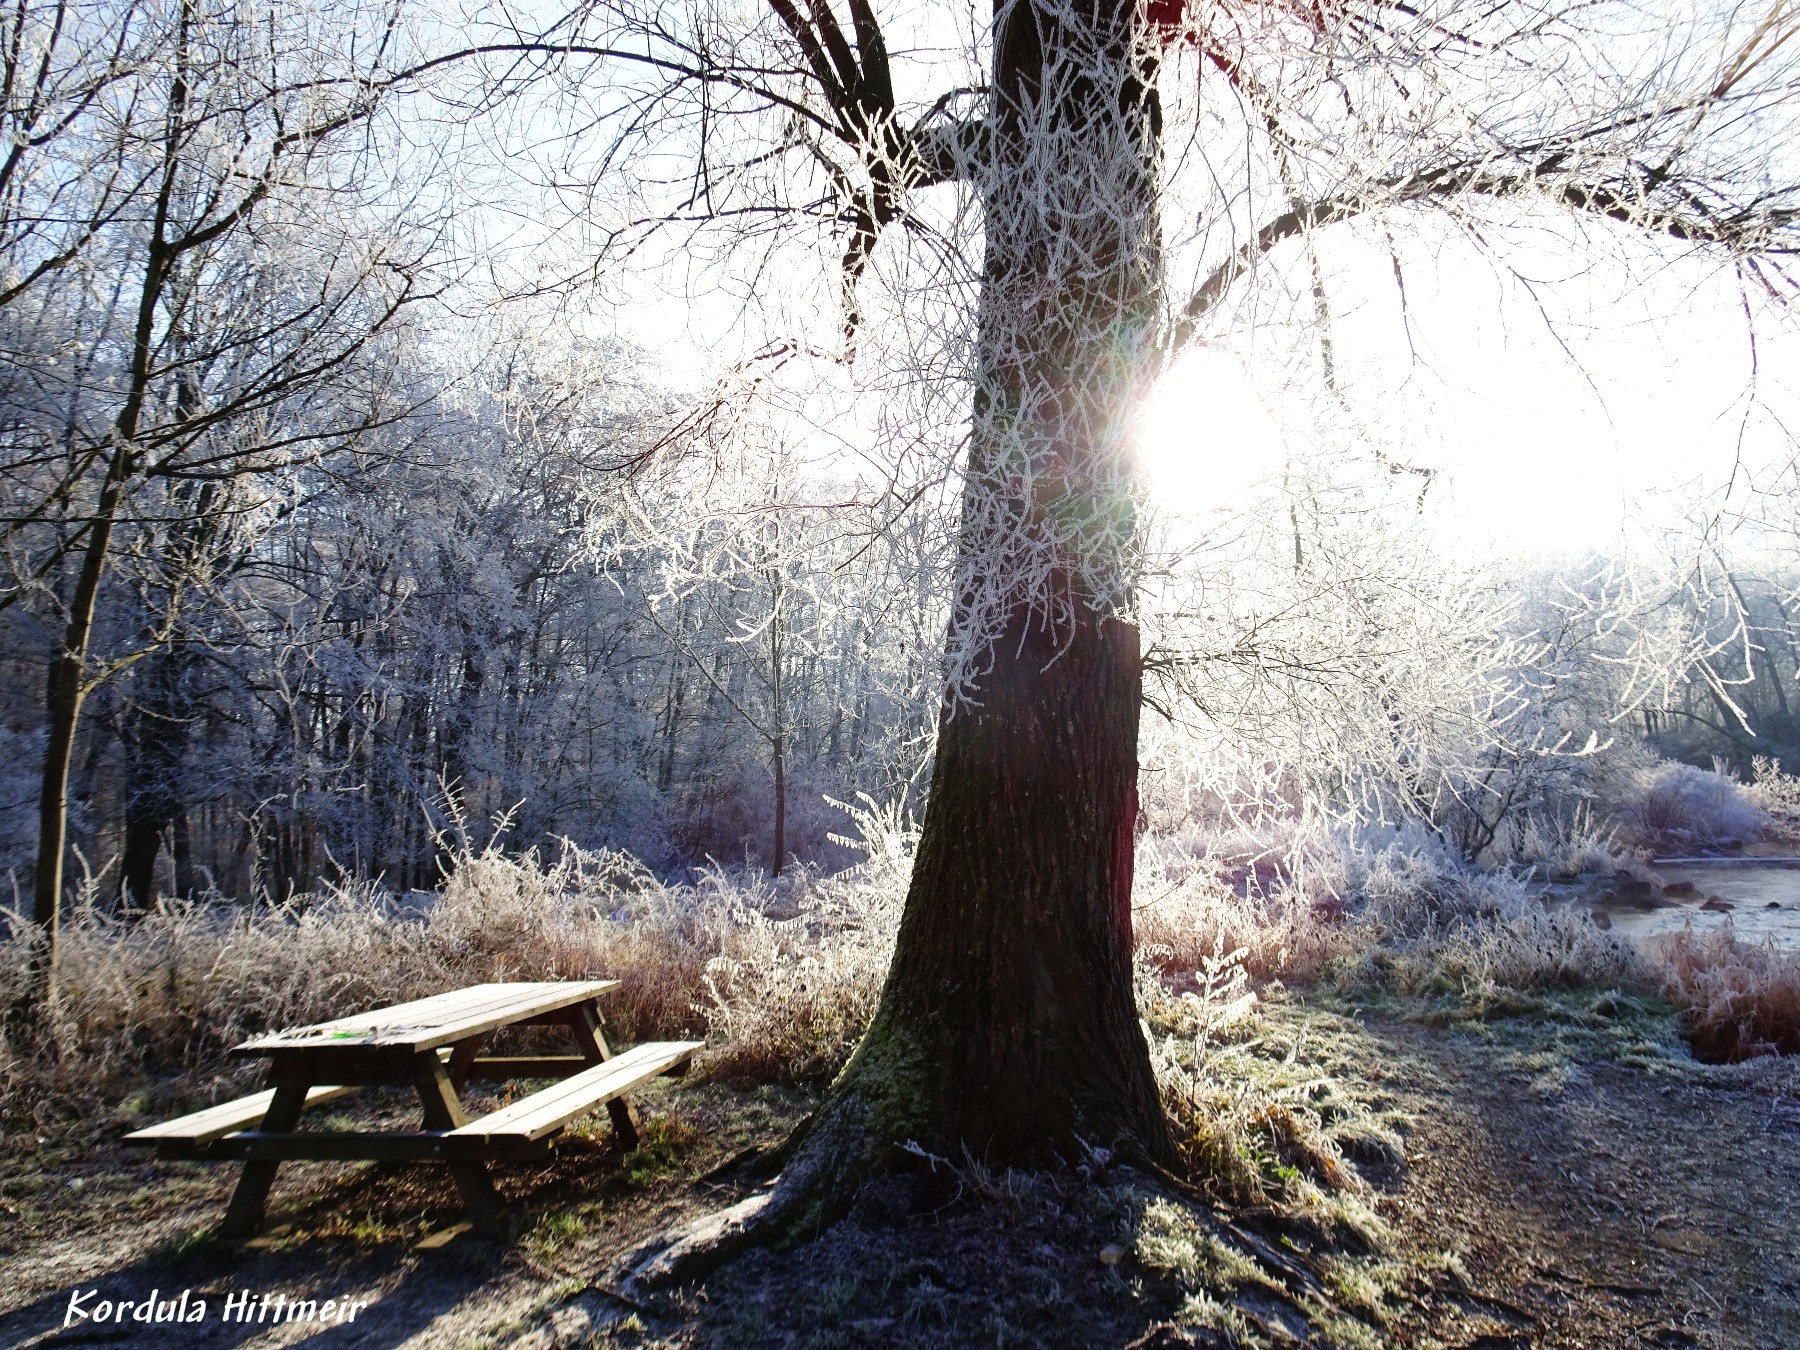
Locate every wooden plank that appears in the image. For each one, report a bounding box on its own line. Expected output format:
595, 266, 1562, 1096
218, 1078, 310, 1239
446, 1032, 488, 1089
249, 1048, 443, 1085
233, 981, 619, 1056
123, 1084, 357, 1146
232, 986, 517, 1055
449, 1041, 700, 1144
162, 1131, 552, 1163
571, 1000, 639, 1148
235, 982, 592, 1052
413, 1050, 505, 1233
461, 1056, 592, 1080
237, 982, 606, 1053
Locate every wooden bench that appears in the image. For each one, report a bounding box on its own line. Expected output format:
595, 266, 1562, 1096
449, 1040, 697, 1148
124, 1084, 358, 1148
130, 1041, 700, 1164
122, 982, 701, 1237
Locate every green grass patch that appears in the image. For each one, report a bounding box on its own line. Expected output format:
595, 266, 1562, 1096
621, 1113, 700, 1186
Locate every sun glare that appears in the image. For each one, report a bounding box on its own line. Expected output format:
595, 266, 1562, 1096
1134, 347, 1287, 511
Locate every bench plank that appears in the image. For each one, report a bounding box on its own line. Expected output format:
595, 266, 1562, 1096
461, 1055, 592, 1080
234, 981, 619, 1056
162, 1130, 553, 1164
124, 1084, 356, 1146
449, 1041, 700, 1143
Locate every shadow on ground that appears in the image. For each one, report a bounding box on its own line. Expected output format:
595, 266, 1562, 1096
5, 1020, 1798, 1348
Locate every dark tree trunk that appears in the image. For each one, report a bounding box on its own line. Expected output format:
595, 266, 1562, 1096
860, 604, 1161, 1160
29, 29, 180, 991
822, 0, 1170, 1166
772, 732, 788, 876
32, 447, 129, 978
119, 646, 196, 913
651, 1, 1175, 1261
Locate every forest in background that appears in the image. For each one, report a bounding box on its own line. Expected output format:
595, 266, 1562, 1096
2, 0, 1799, 921
7, 312, 1800, 908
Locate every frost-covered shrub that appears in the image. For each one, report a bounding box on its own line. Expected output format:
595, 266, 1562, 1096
0, 800, 912, 1131
1310, 826, 1640, 1006
699, 795, 910, 1082
1132, 824, 1343, 987
1745, 757, 1800, 840
1338, 907, 1644, 1011
1658, 925, 1800, 1062
1131, 817, 1647, 1024
1494, 803, 1625, 880
0, 843, 693, 1128
1133, 812, 1655, 1018
1619, 761, 1764, 852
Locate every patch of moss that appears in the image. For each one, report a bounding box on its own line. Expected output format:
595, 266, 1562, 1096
1135, 1197, 1265, 1290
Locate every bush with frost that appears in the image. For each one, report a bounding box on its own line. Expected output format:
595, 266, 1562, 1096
1618, 760, 1764, 853
1658, 924, 1800, 1062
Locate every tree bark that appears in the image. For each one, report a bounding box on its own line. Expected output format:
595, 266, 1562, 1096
770, 580, 788, 875
833, 0, 1170, 1164
772, 731, 788, 876
642, 1, 1174, 1275
32, 446, 129, 977
27, 9, 184, 990
850, 604, 1162, 1161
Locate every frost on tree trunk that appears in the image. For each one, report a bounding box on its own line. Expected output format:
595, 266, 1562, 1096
641, 0, 1174, 1280
832, 0, 1172, 1167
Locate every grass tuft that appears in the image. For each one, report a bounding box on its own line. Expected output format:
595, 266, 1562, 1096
1657, 923, 1800, 1061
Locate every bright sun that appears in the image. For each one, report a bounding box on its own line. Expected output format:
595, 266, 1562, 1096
1134, 346, 1287, 511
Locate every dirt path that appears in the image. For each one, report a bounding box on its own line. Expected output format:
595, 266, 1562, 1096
3, 1020, 1797, 1348
1366, 1020, 1800, 1350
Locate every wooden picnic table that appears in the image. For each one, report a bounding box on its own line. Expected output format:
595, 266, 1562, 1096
125, 980, 700, 1237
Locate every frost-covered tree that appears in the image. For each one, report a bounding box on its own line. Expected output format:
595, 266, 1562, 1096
0, 0, 442, 989
422, 0, 1800, 1260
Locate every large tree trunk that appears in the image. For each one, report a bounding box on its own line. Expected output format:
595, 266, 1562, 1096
642, 0, 1172, 1278
849, 603, 1162, 1161
827, 0, 1170, 1162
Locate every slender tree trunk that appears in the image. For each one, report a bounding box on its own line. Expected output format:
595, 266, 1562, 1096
119, 646, 194, 913
659, 665, 686, 793
32, 450, 129, 980
171, 805, 194, 900
772, 732, 787, 875
770, 576, 787, 874
28, 20, 181, 987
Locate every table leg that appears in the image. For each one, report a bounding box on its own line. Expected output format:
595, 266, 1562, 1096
571, 1001, 641, 1149
218, 1077, 309, 1239
412, 1053, 505, 1234
446, 1032, 488, 1091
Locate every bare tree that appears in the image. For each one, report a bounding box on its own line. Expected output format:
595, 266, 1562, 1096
3, 0, 439, 996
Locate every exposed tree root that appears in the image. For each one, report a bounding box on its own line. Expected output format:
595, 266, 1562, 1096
633, 1053, 1356, 1335
629, 1017, 933, 1288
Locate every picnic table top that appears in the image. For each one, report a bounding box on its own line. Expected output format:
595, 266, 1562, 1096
232, 980, 620, 1056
